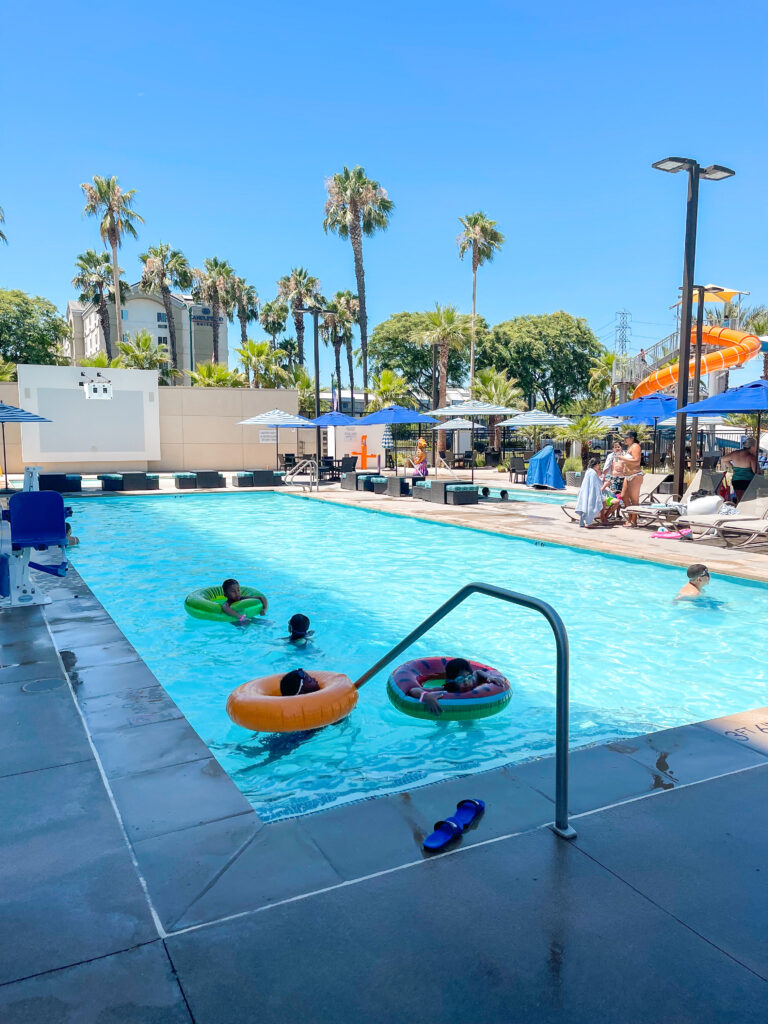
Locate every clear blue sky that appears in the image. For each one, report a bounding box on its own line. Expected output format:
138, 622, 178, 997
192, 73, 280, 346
2, 0, 766, 382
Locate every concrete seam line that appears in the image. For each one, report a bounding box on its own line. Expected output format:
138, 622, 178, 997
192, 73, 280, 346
42, 615, 169, 941
0, 939, 160, 990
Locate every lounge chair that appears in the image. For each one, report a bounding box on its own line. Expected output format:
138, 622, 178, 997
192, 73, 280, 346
423, 480, 448, 503
626, 471, 723, 529
38, 473, 82, 493
678, 475, 768, 545
561, 472, 672, 524
445, 484, 479, 505
98, 472, 159, 492
386, 476, 411, 497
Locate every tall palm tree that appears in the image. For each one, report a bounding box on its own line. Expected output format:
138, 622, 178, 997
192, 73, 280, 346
554, 415, 605, 469
72, 249, 122, 359
81, 176, 143, 343
0, 205, 7, 244
367, 369, 414, 411
321, 290, 359, 412
280, 337, 299, 370
324, 166, 394, 404
418, 304, 470, 447
231, 276, 260, 349
186, 361, 246, 387
285, 365, 316, 417
236, 340, 289, 388
457, 212, 504, 385
139, 243, 192, 372
588, 351, 617, 405
259, 299, 288, 350
118, 329, 175, 385
277, 268, 322, 366
191, 257, 234, 363
471, 367, 523, 447
79, 352, 123, 368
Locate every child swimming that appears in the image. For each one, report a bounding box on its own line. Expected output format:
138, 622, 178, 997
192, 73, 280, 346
280, 668, 320, 696
676, 564, 711, 601
405, 658, 507, 716
221, 578, 249, 623
286, 613, 313, 643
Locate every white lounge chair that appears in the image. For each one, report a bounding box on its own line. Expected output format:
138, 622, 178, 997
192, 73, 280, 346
626, 470, 724, 529
561, 472, 672, 524
679, 475, 768, 545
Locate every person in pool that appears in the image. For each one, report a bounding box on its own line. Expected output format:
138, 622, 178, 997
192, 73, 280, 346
280, 668, 320, 696
676, 564, 711, 601
406, 658, 506, 716
286, 613, 313, 643
65, 522, 80, 546
221, 578, 249, 623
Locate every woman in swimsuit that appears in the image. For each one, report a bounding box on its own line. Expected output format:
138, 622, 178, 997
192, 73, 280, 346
617, 430, 643, 526
722, 438, 759, 504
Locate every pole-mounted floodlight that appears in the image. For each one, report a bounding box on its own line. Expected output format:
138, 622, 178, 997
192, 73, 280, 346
652, 156, 735, 498
294, 304, 334, 460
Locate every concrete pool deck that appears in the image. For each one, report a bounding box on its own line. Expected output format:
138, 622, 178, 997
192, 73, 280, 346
1, 552, 767, 1020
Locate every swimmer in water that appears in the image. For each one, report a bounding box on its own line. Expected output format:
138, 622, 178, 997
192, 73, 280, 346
676, 564, 711, 601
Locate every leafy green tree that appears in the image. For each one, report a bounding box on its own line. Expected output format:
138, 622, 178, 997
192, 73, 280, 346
479, 312, 602, 413
192, 257, 234, 363
369, 311, 473, 398
139, 244, 192, 371
284, 365, 315, 416
457, 212, 504, 384
277, 268, 323, 367
81, 176, 143, 342
236, 340, 289, 388
321, 290, 359, 411
0, 205, 7, 245
367, 369, 414, 411
324, 165, 394, 404
418, 304, 470, 446
0, 289, 70, 366
231, 276, 260, 349
259, 299, 289, 350
186, 361, 246, 387
72, 249, 124, 359
554, 415, 607, 469
471, 367, 523, 446
117, 329, 176, 384
79, 351, 122, 368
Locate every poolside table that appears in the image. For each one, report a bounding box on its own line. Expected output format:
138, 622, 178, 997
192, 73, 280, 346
386, 476, 411, 497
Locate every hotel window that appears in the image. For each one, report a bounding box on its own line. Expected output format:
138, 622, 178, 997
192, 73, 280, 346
157, 312, 167, 324
158, 336, 168, 346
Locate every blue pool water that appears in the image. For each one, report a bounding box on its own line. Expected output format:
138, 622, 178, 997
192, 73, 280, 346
486, 486, 572, 505
68, 492, 768, 821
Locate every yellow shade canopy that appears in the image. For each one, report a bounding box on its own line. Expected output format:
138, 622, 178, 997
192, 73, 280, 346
673, 285, 748, 305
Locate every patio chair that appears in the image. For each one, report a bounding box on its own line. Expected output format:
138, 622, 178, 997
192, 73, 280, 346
509, 457, 527, 484
562, 472, 672, 524
339, 456, 358, 473
627, 471, 724, 529
678, 475, 768, 544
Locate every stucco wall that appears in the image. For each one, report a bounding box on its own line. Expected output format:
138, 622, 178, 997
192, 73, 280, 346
0, 379, 307, 474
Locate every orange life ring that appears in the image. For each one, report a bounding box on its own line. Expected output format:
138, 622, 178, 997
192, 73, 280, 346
226, 670, 358, 733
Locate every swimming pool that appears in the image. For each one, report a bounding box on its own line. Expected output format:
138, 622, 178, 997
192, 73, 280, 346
484, 486, 572, 506
68, 492, 768, 821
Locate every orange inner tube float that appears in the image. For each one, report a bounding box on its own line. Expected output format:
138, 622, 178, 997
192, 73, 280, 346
226, 671, 358, 733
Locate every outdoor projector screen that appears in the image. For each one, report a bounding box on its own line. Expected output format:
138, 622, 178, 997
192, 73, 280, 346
17, 365, 161, 463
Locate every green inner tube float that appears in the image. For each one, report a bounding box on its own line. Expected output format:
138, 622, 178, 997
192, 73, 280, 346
184, 585, 268, 622
387, 656, 511, 722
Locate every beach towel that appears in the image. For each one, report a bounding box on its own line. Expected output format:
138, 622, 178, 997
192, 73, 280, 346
574, 467, 603, 526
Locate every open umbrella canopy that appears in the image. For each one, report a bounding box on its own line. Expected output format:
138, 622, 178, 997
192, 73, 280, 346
310, 411, 356, 426
0, 402, 52, 425
679, 379, 768, 415
595, 393, 676, 424
658, 414, 725, 428
357, 404, 438, 425
498, 411, 571, 428
238, 408, 315, 427
439, 417, 478, 431
430, 401, 519, 416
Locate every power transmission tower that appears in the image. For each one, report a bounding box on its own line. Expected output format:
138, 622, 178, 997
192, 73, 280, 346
614, 309, 631, 356
613, 310, 632, 402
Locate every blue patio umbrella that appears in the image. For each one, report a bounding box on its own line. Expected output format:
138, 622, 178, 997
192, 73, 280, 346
680, 379, 768, 455
358, 405, 439, 476
0, 402, 52, 493
595, 393, 677, 470
311, 411, 357, 465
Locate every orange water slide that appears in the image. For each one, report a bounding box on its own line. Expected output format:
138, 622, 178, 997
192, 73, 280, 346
633, 326, 761, 398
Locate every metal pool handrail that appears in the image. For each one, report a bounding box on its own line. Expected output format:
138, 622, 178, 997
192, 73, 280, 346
354, 582, 577, 840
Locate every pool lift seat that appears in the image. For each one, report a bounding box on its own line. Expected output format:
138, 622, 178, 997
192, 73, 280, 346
0, 491, 69, 607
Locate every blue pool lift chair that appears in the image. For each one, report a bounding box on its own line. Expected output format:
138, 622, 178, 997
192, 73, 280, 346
0, 491, 69, 607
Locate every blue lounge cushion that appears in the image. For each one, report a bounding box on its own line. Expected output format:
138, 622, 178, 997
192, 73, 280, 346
173, 472, 196, 478
446, 484, 479, 492
369, 476, 387, 482
415, 481, 429, 489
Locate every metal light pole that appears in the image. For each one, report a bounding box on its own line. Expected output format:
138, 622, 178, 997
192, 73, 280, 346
689, 284, 724, 472
652, 158, 734, 498
295, 305, 333, 463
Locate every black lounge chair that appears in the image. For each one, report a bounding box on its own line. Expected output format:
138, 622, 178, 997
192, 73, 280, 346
173, 473, 197, 490
386, 477, 410, 497
247, 470, 284, 486
39, 473, 82, 494
424, 480, 448, 503
98, 472, 159, 492
446, 484, 480, 505
195, 471, 225, 489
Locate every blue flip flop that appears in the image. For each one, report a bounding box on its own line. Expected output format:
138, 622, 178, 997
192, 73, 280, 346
423, 817, 463, 851
453, 798, 485, 829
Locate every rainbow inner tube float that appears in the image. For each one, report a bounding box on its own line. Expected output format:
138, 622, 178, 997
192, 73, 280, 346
387, 656, 511, 722
226, 671, 358, 733
184, 585, 268, 622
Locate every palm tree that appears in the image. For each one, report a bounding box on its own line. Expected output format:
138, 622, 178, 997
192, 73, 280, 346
367, 369, 414, 411
0, 205, 7, 244
471, 367, 523, 447
191, 257, 234, 363
589, 351, 617, 405
231, 276, 260, 349
457, 212, 505, 384
236, 340, 289, 388
418, 304, 470, 447
284, 365, 315, 417
81, 176, 143, 344
117, 329, 176, 385
139, 243, 192, 372
554, 415, 606, 469
321, 290, 359, 412
277, 268, 322, 366
324, 166, 394, 404
280, 337, 299, 370
259, 299, 288, 350
0, 359, 16, 380
72, 249, 123, 359
742, 307, 768, 380
186, 361, 246, 387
